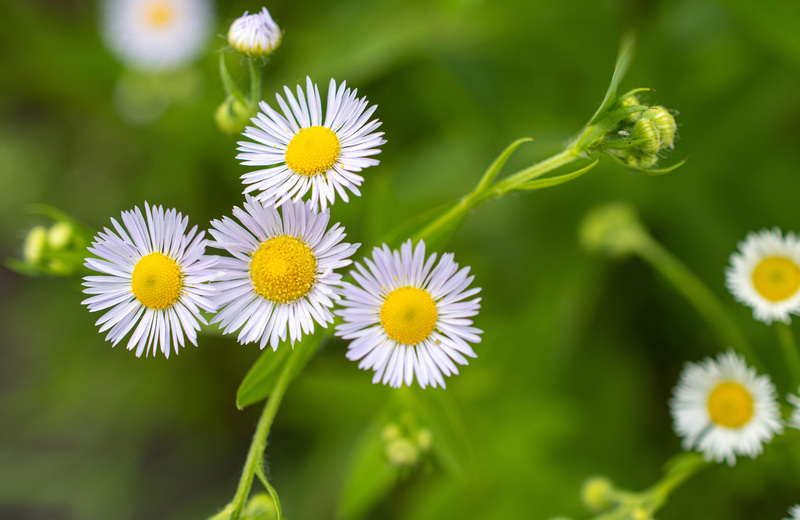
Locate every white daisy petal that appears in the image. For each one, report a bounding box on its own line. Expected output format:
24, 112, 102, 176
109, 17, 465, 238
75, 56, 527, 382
784, 505, 800, 520
82, 203, 219, 357
227, 7, 281, 56
725, 227, 800, 324
237, 77, 385, 212
669, 350, 783, 466
209, 197, 358, 350
101, 0, 213, 72
336, 239, 482, 389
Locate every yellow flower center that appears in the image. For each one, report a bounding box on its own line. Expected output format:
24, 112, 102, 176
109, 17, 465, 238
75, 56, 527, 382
250, 236, 317, 303
707, 381, 754, 428
380, 287, 438, 345
284, 126, 340, 176
131, 252, 183, 310
752, 256, 800, 302
143, 1, 175, 29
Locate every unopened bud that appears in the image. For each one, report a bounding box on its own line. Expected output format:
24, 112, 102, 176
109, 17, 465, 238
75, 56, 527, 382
580, 476, 616, 513
242, 493, 277, 520
228, 8, 282, 57
643, 106, 677, 150
417, 429, 432, 451
632, 119, 661, 156
215, 96, 254, 135
47, 221, 74, 249
23, 226, 48, 263
579, 203, 648, 258
386, 437, 420, 467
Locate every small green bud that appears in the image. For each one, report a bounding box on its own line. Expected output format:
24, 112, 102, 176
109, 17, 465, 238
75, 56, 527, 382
618, 94, 642, 124
241, 493, 277, 520
385, 437, 420, 467
381, 424, 401, 442
631, 507, 653, 520
632, 119, 661, 156
215, 96, 254, 135
580, 476, 616, 513
643, 106, 677, 150
47, 221, 74, 250
416, 429, 433, 451
579, 203, 649, 258
23, 226, 47, 263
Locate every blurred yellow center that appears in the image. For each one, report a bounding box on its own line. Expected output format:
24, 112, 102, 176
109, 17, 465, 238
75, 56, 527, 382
752, 256, 800, 302
380, 287, 438, 345
707, 381, 753, 428
284, 126, 340, 176
250, 236, 316, 303
143, 2, 174, 28
131, 252, 182, 310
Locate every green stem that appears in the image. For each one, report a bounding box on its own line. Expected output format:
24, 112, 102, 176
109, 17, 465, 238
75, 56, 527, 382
248, 57, 262, 108
633, 235, 759, 366
776, 322, 800, 388
228, 344, 306, 520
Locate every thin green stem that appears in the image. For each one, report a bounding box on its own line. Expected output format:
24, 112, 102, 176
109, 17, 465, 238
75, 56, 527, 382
633, 235, 760, 366
228, 344, 306, 520
776, 322, 800, 388
248, 58, 262, 108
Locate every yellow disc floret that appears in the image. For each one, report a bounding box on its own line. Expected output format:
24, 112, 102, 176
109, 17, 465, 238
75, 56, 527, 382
250, 236, 317, 303
380, 287, 438, 345
143, 1, 175, 29
707, 381, 754, 428
284, 126, 340, 176
752, 256, 800, 302
131, 252, 183, 310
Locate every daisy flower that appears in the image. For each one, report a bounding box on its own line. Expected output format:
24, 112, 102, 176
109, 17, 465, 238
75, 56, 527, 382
336, 240, 482, 389
209, 197, 358, 350
788, 390, 800, 430
669, 350, 782, 465
101, 0, 214, 72
785, 505, 800, 520
237, 77, 386, 211
726, 228, 800, 324
82, 203, 218, 358
228, 7, 282, 56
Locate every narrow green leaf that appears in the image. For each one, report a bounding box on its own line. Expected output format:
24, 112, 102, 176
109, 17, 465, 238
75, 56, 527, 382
254, 462, 282, 520
588, 32, 637, 125
607, 154, 688, 175
475, 137, 533, 192
515, 159, 599, 192
236, 329, 325, 409
338, 421, 399, 520
219, 53, 250, 108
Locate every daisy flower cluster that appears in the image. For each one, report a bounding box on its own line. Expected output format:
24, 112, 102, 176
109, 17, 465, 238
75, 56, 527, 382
82, 14, 482, 387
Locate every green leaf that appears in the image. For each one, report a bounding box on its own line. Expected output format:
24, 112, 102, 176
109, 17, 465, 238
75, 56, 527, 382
338, 420, 399, 520
514, 159, 599, 192
607, 154, 688, 175
254, 462, 282, 520
236, 329, 326, 409
475, 137, 533, 192
588, 32, 637, 125
576, 105, 648, 152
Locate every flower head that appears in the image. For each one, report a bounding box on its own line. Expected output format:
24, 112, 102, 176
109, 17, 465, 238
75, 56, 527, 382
237, 77, 386, 212
82, 203, 218, 357
670, 350, 782, 465
725, 228, 800, 324
336, 240, 482, 389
209, 197, 358, 350
101, 0, 214, 72
785, 505, 800, 520
228, 7, 282, 56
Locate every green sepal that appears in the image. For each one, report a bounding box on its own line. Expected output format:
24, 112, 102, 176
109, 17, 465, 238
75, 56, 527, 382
576, 105, 649, 153
607, 154, 688, 175
618, 87, 655, 101
514, 159, 599, 192
474, 137, 533, 192
588, 32, 637, 125
236, 329, 325, 409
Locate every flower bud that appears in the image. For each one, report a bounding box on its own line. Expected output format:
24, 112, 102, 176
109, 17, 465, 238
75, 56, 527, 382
416, 429, 432, 451
215, 96, 254, 135
580, 476, 616, 513
579, 203, 649, 258
631, 118, 661, 156
242, 493, 278, 520
23, 226, 48, 264
228, 8, 282, 57
643, 106, 677, 150
385, 437, 420, 467
47, 221, 74, 249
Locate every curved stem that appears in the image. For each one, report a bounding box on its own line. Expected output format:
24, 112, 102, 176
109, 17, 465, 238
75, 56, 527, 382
633, 235, 760, 366
228, 344, 306, 520
248, 57, 262, 108
776, 322, 800, 388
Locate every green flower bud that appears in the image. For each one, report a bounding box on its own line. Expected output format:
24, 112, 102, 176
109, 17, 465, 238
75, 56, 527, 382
618, 94, 642, 124
215, 96, 254, 135
381, 424, 401, 442
632, 118, 661, 156
643, 106, 677, 150
23, 226, 48, 263
242, 493, 277, 520
579, 203, 649, 258
580, 476, 616, 513
47, 221, 74, 250
416, 429, 433, 451
631, 507, 653, 520
385, 437, 420, 467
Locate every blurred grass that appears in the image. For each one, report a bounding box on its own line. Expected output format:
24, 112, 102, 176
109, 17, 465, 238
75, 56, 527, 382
1, 0, 800, 519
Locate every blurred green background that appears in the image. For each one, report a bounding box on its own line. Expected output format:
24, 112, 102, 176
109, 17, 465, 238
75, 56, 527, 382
2, 0, 800, 519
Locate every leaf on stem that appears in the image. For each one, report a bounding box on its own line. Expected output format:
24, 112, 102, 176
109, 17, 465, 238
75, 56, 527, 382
514, 158, 600, 192
588, 32, 637, 125
607, 154, 688, 175
475, 137, 533, 192
254, 461, 282, 520
236, 329, 326, 409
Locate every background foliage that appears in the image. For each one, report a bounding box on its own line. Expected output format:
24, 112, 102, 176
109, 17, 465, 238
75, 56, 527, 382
1, 0, 800, 518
